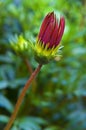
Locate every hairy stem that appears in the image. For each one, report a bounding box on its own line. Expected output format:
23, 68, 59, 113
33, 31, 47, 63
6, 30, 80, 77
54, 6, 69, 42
4, 64, 42, 130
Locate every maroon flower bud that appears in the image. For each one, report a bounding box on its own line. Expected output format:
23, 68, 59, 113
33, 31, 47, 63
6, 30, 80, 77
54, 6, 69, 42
38, 12, 65, 48
32, 12, 65, 64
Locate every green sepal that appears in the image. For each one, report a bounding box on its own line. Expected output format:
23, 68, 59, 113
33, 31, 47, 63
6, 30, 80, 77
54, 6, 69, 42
34, 54, 52, 64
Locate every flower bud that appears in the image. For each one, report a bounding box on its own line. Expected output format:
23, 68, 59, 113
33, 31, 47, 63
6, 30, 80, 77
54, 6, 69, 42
10, 35, 29, 57
33, 12, 65, 64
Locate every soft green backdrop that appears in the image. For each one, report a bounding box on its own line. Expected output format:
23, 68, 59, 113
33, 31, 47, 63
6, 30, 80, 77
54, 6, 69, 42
0, 0, 86, 130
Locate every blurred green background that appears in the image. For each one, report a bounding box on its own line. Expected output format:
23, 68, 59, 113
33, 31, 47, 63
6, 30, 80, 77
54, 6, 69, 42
0, 0, 86, 130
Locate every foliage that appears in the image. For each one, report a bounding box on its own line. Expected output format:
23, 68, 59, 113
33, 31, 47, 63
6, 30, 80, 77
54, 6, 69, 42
0, 0, 86, 130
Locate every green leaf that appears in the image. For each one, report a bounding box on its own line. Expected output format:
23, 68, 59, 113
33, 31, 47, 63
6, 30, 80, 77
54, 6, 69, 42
0, 115, 9, 123
0, 94, 13, 112
15, 117, 47, 130
11, 126, 18, 130
44, 126, 63, 130
0, 81, 8, 89
0, 55, 13, 63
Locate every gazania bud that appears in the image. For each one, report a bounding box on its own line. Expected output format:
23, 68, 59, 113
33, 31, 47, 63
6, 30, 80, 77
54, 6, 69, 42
10, 35, 29, 57
32, 12, 65, 64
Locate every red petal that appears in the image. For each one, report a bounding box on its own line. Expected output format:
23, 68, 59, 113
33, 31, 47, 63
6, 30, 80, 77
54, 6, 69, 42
55, 17, 65, 46
42, 14, 55, 46
38, 12, 54, 40
49, 18, 59, 48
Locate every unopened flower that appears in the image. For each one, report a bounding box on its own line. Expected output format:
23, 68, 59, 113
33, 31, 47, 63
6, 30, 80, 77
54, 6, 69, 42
10, 35, 29, 57
31, 12, 65, 64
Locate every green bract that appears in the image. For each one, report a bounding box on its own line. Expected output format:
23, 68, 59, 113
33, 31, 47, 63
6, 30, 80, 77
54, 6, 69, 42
30, 39, 63, 64
10, 35, 29, 57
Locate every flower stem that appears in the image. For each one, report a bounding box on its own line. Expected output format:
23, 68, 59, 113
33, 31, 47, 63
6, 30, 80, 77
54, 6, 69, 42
4, 64, 42, 130
24, 58, 33, 74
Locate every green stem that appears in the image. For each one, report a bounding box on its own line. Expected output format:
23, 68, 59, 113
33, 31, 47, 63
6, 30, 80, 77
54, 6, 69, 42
4, 64, 42, 130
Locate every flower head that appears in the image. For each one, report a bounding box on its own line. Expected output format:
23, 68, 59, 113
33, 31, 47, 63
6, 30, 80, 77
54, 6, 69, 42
32, 12, 65, 64
10, 35, 29, 57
